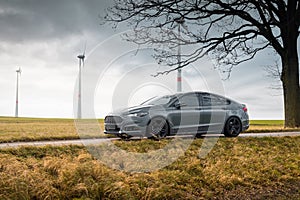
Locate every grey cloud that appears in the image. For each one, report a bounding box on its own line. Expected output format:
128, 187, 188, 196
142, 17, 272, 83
0, 0, 112, 43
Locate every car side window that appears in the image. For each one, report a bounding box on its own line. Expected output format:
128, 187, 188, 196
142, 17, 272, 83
178, 94, 200, 107
202, 94, 211, 106
201, 93, 229, 106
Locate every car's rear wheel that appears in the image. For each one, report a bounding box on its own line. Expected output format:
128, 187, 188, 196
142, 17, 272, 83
146, 117, 169, 139
224, 117, 242, 137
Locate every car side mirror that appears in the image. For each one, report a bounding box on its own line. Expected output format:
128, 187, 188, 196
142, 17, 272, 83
174, 102, 186, 109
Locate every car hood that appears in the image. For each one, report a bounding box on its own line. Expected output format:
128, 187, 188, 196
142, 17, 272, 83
107, 105, 152, 116
107, 104, 165, 116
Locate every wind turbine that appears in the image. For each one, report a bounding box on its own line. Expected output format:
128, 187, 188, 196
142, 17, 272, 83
15, 67, 22, 117
175, 17, 185, 93
77, 44, 86, 119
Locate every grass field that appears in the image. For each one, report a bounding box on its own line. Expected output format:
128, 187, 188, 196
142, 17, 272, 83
0, 117, 299, 143
0, 117, 299, 199
246, 120, 300, 133
0, 136, 299, 199
0, 117, 105, 143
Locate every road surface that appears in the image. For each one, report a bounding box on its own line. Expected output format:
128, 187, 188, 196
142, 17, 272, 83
0, 132, 299, 149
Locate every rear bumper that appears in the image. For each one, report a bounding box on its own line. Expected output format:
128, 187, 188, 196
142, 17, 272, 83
242, 119, 250, 131
242, 124, 250, 131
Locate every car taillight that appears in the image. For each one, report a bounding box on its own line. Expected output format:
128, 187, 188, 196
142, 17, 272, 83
242, 104, 248, 112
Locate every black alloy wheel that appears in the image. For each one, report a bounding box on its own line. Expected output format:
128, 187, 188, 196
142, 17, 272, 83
224, 117, 242, 137
147, 117, 169, 139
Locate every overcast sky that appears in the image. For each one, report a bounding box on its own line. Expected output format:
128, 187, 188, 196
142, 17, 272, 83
0, 0, 295, 119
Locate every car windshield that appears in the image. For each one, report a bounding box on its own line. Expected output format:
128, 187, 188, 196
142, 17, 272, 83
141, 95, 175, 106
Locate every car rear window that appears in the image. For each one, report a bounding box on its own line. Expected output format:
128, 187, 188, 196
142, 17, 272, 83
201, 94, 230, 106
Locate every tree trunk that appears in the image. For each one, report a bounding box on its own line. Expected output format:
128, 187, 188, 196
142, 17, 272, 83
281, 38, 300, 128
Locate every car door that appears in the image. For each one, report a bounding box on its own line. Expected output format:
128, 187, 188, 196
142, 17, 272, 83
167, 93, 201, 135
199, 93, 228, 133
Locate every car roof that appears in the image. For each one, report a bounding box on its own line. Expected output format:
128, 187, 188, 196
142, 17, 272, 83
173, 91, 209, 96
171, 91, 238, 103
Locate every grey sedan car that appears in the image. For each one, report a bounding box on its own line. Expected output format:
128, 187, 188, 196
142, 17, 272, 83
104, 92, 249, 139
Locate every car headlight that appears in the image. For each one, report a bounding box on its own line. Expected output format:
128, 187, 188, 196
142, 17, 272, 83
127, 111, 149, 117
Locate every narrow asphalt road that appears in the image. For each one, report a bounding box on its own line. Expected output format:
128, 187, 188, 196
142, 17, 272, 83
0, 132, 299, 149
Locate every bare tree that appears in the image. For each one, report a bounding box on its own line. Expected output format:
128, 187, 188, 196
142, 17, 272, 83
264, 59, 283, 91
103, 0, 300, 128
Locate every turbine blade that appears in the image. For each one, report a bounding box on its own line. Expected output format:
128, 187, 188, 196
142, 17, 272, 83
83, 41, 87, 56
82, 41, 87, 68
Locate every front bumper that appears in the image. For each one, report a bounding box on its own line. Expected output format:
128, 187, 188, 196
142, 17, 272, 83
104, 115, 148, 137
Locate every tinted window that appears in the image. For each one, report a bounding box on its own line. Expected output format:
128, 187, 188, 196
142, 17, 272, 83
201, 94, 229, 106
141, 95, 175, 105
178, 93, 200, 107
202, 95, 211, 106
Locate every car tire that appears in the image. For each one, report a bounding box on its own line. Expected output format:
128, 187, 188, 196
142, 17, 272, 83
224, 117, 242, 137
117, 133, 132, 140
146, 117, 169, 139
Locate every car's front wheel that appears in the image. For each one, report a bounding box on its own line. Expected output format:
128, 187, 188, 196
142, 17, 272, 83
146, 117, 169, 139
224, 117, 242, 137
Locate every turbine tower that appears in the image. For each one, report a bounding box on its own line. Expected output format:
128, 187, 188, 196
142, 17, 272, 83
77, 45, 86, 119
176, 17, 185, 93
15, 67, 22, 117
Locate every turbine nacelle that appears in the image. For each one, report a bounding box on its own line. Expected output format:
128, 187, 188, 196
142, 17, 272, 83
174, 17, 185, 24
16, 68, 22, 74
77, 55, 85, 60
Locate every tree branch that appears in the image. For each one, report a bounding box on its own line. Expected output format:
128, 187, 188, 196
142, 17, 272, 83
103, 0, 297, 76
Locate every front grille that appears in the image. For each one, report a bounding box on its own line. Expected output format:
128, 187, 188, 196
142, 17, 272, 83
105, 116, 123, 124
105, 124, 120, 132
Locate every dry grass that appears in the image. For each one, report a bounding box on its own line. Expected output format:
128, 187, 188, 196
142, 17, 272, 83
246, 120, 300, 133
0, 117, 105, 143
0, 136, 299, 199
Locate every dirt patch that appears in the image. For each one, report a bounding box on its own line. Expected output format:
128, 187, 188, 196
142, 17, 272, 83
216, 180, 300, 200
